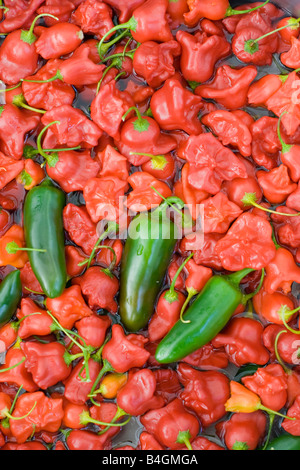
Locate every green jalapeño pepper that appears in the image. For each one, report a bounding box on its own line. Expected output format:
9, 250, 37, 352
24, 179, 67, 299
263, 434, 300, 451
155, 268, 255, 364
119, 197, 184, 332
0, 270, 22, 327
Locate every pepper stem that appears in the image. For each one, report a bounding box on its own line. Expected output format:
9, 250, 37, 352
4, 401, 37, 421
20, 14, 59, 45
242, 192, 300, 217
0, 357, 26, 373
262, 414, 275, 451
78, 221, 119, 269
179, 287, 198, 324
225, 0, 271, 17
165, 253, 194, 303
244, 16, 300, 54
259, 404, 295, 420
176, 430, 193, 450
274, 329, 291, 374
98, 18, 138, 58
277, 112, 293, 154
12, 94, 46, 114
98, 28, 131, 57
88, 359, 114, 399
5, 241, 47, 254
21, 69, 64, 84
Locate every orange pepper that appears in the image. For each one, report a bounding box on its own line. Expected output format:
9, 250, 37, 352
0, 225, 28, 268
99, 373, 128, 399
16, 160, 44, 191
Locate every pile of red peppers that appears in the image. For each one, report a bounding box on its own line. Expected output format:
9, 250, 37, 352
0, 0, 300, 452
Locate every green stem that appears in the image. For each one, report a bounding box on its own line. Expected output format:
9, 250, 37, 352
164, 253, 194, 303
0, 358, 25, 373
277, 112, 293, 154
78, 221, 119, 269
274, 329, 290, 374
101, 50, 136, 64
98, 18, 138, 58
262, 414, 275, 451
259, 404, 295, 420
98, 407, 130, 435
4, 401, 37, 421
242, 193, 300, 217
0, 83, 21, 93
20, 14, 59, 45
176, 431, 193, 450
225, 0, 271, 17
88, 359, 114, 399
180, 288, 198, 324
98, 28, 131, 58
21, 70, 63, 84
36, 121, 60, 160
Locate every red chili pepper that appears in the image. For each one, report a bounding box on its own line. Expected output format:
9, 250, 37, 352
257, 165, 297, 204
125, 172, 172, 212
0, 105, 39, 160
133, 40, 181, 88
181, 343, 229, 370
65, 246, 86, 278
20, 261, 43, 295
73, 266, 119, 313
202, 110, 252, 157
242, 364, 288, 412
37, 0, 75, 26
266, 71, 300, 136
9, 391, 64, 444
2, 441, 47, 450
66, 429, 111, 451
98, 0, 173, 54
0, 153, 24, 193
264, 247, 300, 295
103, 0, 146, 23
75, 315, 111, 350
17, 298, 54, 339
96, 144, 129, 182
178, 133, 247, 195
195, 64, 257, 109
21, 341, 72, 389
167, 0, 188, 29
271, 208, 300, 249
215, 213, 276, 271
192, 437, 224, 451
62, 401, 89, 429
0, 0, 46, 33
47, 150, 100, 193
216, 410, 267, 451
181, 232, 224, 271
46, 285, 94, 329
140, 432, 165, 450
281, 37, 300, 69
64, 359, 101, 405
91, 81, 135, 140
263, 325, 300, 366
102, 324, 150, 373
277, 16, 300, 44
117, 369, 164, 416
212, 317, 270, 367
140, 398, 200, 450
282, 396, 300, 436
178, 363, 230, 427
150, 78, 203, 135
71, 0, 114, 40
250, 116, 281, 169
153, 369, 182, 404
253, 288, 295, 325
22, 59, 75, 111
41, 105, 102, 149
63, 204, 99, 256
176, 30, 230, 84
248, 74, 285, 108
0, 348, 38, 392
35, 22, 84, 59
83, 176, 128, 223
0, 322, 18, 351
